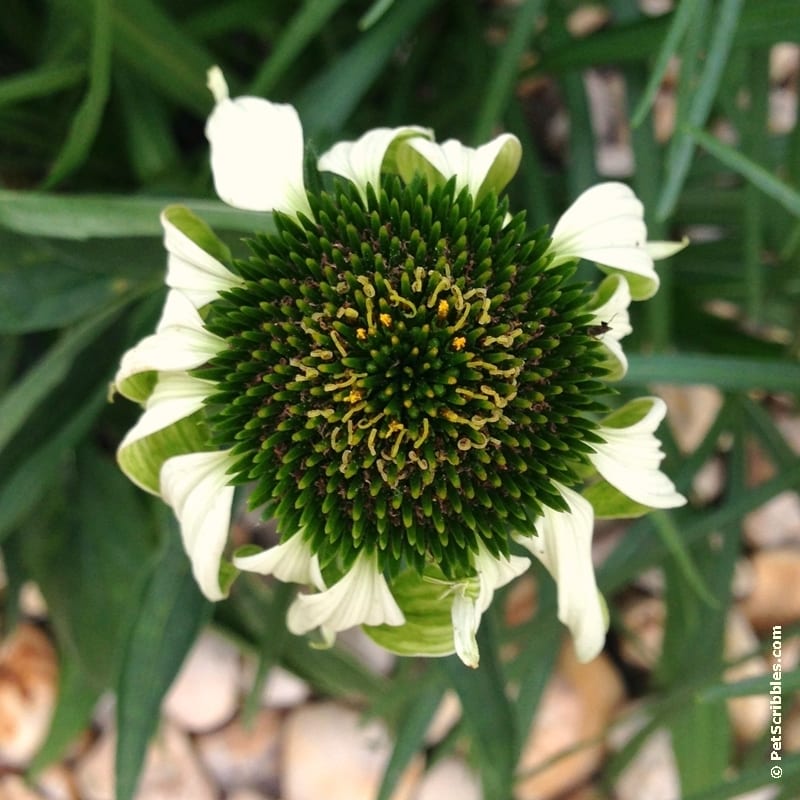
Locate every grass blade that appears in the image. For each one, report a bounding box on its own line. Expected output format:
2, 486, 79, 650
656, 0, 746, 220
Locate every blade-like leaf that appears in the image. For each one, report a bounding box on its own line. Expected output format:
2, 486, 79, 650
115, 512, 213, 800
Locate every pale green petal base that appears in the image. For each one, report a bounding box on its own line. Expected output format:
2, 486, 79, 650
364, 569, 456, 658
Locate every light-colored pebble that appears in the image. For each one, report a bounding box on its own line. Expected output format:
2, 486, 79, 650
282, 701, 422, 800
739, 549, 800, 630
412, 757, 481, 800
195, 708, 281, 791
743, 492, 800, 549
240, 661, 311, 710
691, 457, 725, 504
424, 691, 461, 746
515, 646, 626, 800
76, 723, 216, 800
618, 596, 665, 671
225, 790, 277, 800
656, 385, 724, 454
163, 629, 240, 732
0, 776, 43, 800
337, 628, 397, 676
0, 624, 58, 768
724, 610, 771, 743
614, 727, 680, 800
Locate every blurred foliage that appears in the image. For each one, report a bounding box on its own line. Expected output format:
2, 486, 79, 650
1, 1, 800, 798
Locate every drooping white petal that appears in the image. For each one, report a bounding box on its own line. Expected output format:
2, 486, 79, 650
162, 209, 240, 308
516, 485, 607, 662
205, 67, 311, 218
318, 125, 433, 201
549, 182, 685, 301
160, 449, 236, 601
114, 291, 224, 402
233, 533, 316, 585
450, 545, 530, 668
286, 550, 405, 636
590, 397, 687, 509
118, 372, 214, 451
586, 274, 633, 381
451, 588, 481, 668
398, 133, 522, 202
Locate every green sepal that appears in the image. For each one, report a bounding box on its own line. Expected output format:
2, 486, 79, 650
364, 568, 455, 658
601, 395, 656, 429
583, 479, 650, 519
115, 369, 158, 405
162, 204, 232, 267
117, 410, 212, 495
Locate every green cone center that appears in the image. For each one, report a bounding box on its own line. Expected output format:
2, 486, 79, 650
199, 176, 608, 579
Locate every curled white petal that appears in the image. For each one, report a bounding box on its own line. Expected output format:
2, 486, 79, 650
550, 182, 685, 301
118, 372, 213, 453
451, 588, 481, 668
318, 125, 432, 200
286, 550, 405, 636
450, 544, 530, 668
590, 397, 686, 509
233, 533, 316, 585
516, 485, 607, 662
162, 211, 239, 308
400, 133, 522, 202
160, 450, 236, 601
587, 274, 633, 381
205, 67, 311, 218
114, 291, 225, 399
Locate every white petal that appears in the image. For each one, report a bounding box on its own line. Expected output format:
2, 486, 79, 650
233, 533, 316, 585
286, 551, 405, 636
400, 133, 522, 202
474, 543, 530, 613
205, 68, 311, 218
114, 291, 224, 399
318, 125, 432, 200
516, 485, 607, 662
449, 545, 529, 668
451, 590, 480, 668
586, 274, 633, 381
550, 182, 660, 300
160, 450, 236, 601
162, 211, 239, 308
590, 397, 687, 509
647, 237, 689, 260
118, 372, 213, 451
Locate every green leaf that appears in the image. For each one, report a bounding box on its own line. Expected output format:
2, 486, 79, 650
115, 512, 213, 800
0, 63, 85, 107
28, 651, 102, 774
296, 0, 437, 136
622, 354, 800, 393
656, 0, 746, 220
24, 447, 159, 689
438, 617, 517, 800
250, 0, 348, 96
0, 191, 269, 239
472, 0, 546, 142
43, 0, 113, 187
631, 0, 699, 127
687, 125, 800, 216
376, 679, 445, 800
0, 299, 127, 455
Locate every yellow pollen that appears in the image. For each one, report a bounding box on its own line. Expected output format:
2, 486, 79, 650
356, 327, 367, 340
346, 389, 363, 404
452, 336, 467, 351
387, 419, 404, 434
379, 313, 392, 328
437, 299, 449, 319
